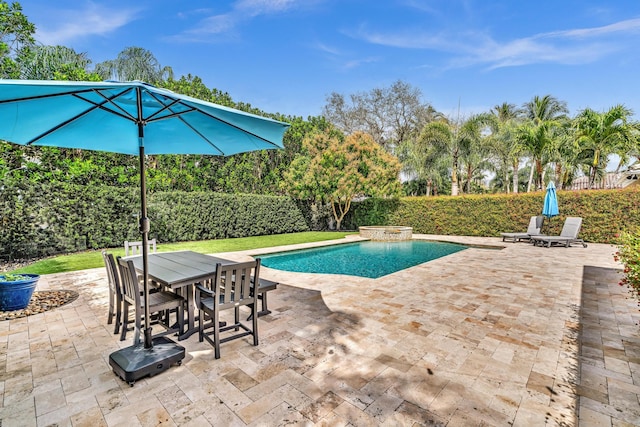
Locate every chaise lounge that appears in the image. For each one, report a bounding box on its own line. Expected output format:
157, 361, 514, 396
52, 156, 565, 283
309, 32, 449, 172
530, 216, 588, 248
500, 216, 544, 243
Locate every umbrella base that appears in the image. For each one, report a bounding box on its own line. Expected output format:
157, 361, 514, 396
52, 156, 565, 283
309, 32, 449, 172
109, 336, 185, 386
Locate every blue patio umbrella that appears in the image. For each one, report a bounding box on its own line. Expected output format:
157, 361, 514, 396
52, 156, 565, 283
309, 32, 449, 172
0, 79, 290, 350
542, 181, 559, 223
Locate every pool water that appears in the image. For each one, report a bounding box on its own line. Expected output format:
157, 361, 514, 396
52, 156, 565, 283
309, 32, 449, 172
259, 240, 467, 279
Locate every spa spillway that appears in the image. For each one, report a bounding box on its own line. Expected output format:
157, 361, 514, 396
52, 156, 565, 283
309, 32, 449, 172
358, 226, 413, 241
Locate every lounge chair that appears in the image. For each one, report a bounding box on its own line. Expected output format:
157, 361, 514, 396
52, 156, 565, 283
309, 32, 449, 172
530, 217, 588, 248
500, 216, 544, 242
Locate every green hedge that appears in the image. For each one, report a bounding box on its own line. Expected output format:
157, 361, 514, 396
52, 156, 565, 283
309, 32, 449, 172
3, 181, 636, 262
150, 192, 309, 241
0, 183, 309, 261
349, 187, 640, 244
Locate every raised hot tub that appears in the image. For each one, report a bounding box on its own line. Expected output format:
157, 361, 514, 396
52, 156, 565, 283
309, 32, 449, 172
358, 226, 413, 241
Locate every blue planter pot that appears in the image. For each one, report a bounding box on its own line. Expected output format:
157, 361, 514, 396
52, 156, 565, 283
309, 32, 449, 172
0, 274, 39, 311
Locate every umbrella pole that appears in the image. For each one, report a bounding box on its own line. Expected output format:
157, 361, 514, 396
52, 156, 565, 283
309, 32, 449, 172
139, 142, 153, 349
109, 138, 186, 385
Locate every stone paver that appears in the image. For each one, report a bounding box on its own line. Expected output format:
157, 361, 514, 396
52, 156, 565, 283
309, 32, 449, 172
0, 234, 638, 426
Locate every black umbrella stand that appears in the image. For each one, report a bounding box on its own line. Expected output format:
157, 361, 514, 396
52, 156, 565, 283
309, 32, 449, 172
108, 126, 185, 386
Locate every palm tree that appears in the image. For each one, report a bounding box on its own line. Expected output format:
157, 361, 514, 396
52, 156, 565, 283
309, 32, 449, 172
94, 47, 173, 83
485, 102, 524, 193
397, 135, 448, 196
573, 105, 637, 188
521, 95, 569, 190
524, 95, 568, 125
418, 115, 485, 196
548, 122, 579, 190
16, 45, 94, 80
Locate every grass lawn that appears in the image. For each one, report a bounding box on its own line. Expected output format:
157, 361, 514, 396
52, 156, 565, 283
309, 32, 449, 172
11, 231, 355, 275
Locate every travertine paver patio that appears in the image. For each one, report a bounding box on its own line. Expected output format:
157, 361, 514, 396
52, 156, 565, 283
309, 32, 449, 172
0, 234, 638, 426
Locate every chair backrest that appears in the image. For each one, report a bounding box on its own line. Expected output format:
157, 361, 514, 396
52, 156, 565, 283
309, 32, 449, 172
102, 250, 122, 295
124, 238, 157, 256
116, 256, 142, 307
213, 259, 261, 309
527, 216, 544, 234
560, 217, 582, 238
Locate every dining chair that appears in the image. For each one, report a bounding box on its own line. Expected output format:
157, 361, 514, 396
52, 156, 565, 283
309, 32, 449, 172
195, 259, 261, 359
124, 238, 157, 257
102, 250, 124, 335
117, 256, 185, 345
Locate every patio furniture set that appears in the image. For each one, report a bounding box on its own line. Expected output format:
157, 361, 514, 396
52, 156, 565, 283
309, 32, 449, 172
102, 242, 279, 382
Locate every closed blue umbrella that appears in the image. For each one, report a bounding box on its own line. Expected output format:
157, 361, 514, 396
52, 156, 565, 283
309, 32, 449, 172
0, 79, 290, 350
542, 181, 559, 220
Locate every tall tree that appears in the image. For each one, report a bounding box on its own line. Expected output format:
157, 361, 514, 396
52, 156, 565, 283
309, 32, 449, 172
322, 80, 438, 152
397, 135, 449, 196
521, 95, 569, 191
284, 129, 401, 230
417, 115, 485, 196
94, 46, 173, 84
485, 102, 525, 193
16, 44, 99, 80
0, 0, 35, 78
574, 105, 638, 188
459, 132, 491, 194
524, 95, 568, 125
548, 121, 578, 190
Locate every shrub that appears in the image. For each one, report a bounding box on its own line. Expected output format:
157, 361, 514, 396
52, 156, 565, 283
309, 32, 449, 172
347, 187, 640, 244
0, 183, 309, 261
614, 228, 640, 301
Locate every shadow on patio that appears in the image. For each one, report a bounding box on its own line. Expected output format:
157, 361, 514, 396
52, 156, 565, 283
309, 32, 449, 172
577, 265, 640, 425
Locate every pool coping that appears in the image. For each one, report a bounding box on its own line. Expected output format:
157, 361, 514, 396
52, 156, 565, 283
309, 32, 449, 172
236, 235, 506, 280
246, 234, 506, 258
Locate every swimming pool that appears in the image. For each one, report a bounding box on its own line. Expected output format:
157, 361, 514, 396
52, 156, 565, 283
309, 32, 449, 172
259, 240, 468, 279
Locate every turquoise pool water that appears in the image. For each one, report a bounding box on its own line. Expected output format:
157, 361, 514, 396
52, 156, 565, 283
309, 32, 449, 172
259, 240, 467, 279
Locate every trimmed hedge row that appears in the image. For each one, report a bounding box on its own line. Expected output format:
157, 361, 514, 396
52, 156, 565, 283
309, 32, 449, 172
150, 192, 309, 242
348, 187, 640, 244
0, 183, 309, 261
3, 181, 636, 262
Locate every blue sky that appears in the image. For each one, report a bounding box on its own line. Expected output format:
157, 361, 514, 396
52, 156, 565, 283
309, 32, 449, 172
20, 0, 640, 120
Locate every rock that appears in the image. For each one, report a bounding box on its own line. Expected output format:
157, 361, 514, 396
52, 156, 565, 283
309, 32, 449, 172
0, 290, 79, 320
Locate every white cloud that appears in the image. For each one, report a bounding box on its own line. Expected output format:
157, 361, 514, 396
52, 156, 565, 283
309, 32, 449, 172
174, 0, 305, 41
310, 39, 378, 71
313, 42, 342, 56
343, 57, 379, 70
35, 4, 139, 45
541, 17, 640, 39
351, 17, 640, 70
236, 0, 299, 16
197, 14, 237, 35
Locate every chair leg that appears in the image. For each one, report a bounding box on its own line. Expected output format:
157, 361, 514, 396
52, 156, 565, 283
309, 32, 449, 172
214, 308, 221, 359
113, 293, 122, 335
120, 302, 129, 341
198, 307, 204, 342
234, 307, 240, 331
107, 288, 115, 325
252, 302, 259, 346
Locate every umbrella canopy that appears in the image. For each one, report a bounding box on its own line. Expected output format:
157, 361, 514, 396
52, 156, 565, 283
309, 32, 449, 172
0, 79, 290, 348
542, 181, 559, 219
0, 79, 288, 155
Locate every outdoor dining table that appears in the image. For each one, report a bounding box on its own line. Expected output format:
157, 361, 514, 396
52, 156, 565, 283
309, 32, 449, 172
124, 250, 239, 340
